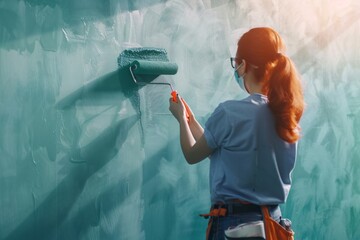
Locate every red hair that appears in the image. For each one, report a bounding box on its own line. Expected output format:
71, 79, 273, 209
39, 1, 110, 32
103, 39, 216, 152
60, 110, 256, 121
236, 27, 304, 143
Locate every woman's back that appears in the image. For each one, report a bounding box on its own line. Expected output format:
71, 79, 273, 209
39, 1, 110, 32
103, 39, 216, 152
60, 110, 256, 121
205, 93, 296, 205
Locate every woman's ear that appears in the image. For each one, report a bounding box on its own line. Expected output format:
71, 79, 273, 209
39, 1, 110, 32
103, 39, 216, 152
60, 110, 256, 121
239, 59, 247, 75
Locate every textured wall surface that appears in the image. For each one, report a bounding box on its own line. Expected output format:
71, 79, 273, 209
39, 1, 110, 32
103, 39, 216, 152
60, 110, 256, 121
1, 0, 359, 239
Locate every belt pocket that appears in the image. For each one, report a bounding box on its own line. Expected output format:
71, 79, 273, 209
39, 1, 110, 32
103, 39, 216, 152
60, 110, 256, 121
224, 220, 266, 239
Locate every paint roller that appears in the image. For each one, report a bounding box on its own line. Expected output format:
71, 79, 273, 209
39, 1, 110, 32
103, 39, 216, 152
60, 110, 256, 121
128, 59, 190, 120
128, 60, 179, 102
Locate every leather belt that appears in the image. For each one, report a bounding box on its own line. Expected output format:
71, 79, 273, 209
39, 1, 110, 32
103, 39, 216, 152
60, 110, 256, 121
211, 203, 261, 215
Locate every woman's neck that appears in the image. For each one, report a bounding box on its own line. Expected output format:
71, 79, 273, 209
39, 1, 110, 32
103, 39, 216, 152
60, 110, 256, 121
244, 71, 264, 95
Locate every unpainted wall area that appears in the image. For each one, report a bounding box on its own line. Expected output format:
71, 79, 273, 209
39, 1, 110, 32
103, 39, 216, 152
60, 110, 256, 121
0, 0, 360, 239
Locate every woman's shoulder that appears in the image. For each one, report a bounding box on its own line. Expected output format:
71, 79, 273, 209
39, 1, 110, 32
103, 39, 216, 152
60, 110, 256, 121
217, 96, 269, 121
219, 95, 257, 109
216, 100, 240, 112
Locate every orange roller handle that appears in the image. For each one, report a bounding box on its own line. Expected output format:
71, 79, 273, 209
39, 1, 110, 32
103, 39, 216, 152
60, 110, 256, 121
171, 90, 178, 102
171, 90, 190, 122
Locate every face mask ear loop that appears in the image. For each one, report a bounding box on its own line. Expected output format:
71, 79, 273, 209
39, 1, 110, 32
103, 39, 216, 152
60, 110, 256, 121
235, 62, 247, 80
235, 62, 243, 72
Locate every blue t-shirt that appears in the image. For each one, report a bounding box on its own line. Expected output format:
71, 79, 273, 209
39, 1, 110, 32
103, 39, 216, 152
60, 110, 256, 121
204, 94, 296, 205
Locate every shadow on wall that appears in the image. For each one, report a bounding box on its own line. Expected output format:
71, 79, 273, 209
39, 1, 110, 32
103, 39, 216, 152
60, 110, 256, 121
57, 138, 178, 239
0, 0, 168, 51
54, 67, 138, 109
24, 0, 167, 12
4, 115, 139, 240
4, 119, 178, 240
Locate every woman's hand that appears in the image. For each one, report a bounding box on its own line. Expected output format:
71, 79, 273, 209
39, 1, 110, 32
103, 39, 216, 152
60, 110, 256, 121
181, 98, 194, 123
169, 95, 188, 123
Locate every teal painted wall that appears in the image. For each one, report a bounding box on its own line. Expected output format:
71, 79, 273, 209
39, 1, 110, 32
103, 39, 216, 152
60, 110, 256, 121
1, 0, 359, 239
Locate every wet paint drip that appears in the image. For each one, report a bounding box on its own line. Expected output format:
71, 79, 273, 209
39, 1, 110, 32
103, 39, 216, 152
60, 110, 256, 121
117, 47, 173, 147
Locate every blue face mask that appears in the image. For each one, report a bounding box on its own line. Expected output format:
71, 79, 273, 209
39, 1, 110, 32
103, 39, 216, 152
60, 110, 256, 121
234, 69, 248, 93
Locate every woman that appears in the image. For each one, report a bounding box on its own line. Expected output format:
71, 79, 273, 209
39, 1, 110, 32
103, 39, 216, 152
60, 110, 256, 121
169, 27, 304, 240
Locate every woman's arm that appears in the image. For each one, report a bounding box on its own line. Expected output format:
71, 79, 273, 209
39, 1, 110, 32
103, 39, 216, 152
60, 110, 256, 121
182, 99, 204, 141
178, 117, 213, 164
169, 96, 213, 164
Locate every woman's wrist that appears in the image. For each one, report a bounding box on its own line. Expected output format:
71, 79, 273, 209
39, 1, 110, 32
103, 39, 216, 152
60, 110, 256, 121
187, 114, 195, 124
178, 114, 189, 124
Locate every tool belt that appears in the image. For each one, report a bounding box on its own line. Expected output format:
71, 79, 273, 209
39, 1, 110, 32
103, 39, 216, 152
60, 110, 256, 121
200, 203, 294, 240
200, 202, 262, 239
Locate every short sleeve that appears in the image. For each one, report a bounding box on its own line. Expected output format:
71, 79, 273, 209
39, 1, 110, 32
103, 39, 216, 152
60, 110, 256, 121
204, 104, 229, 149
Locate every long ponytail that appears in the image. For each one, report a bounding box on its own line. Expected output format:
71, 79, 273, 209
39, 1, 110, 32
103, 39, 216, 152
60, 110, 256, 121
264, 54, 304, 143
236, 27, 304, 143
